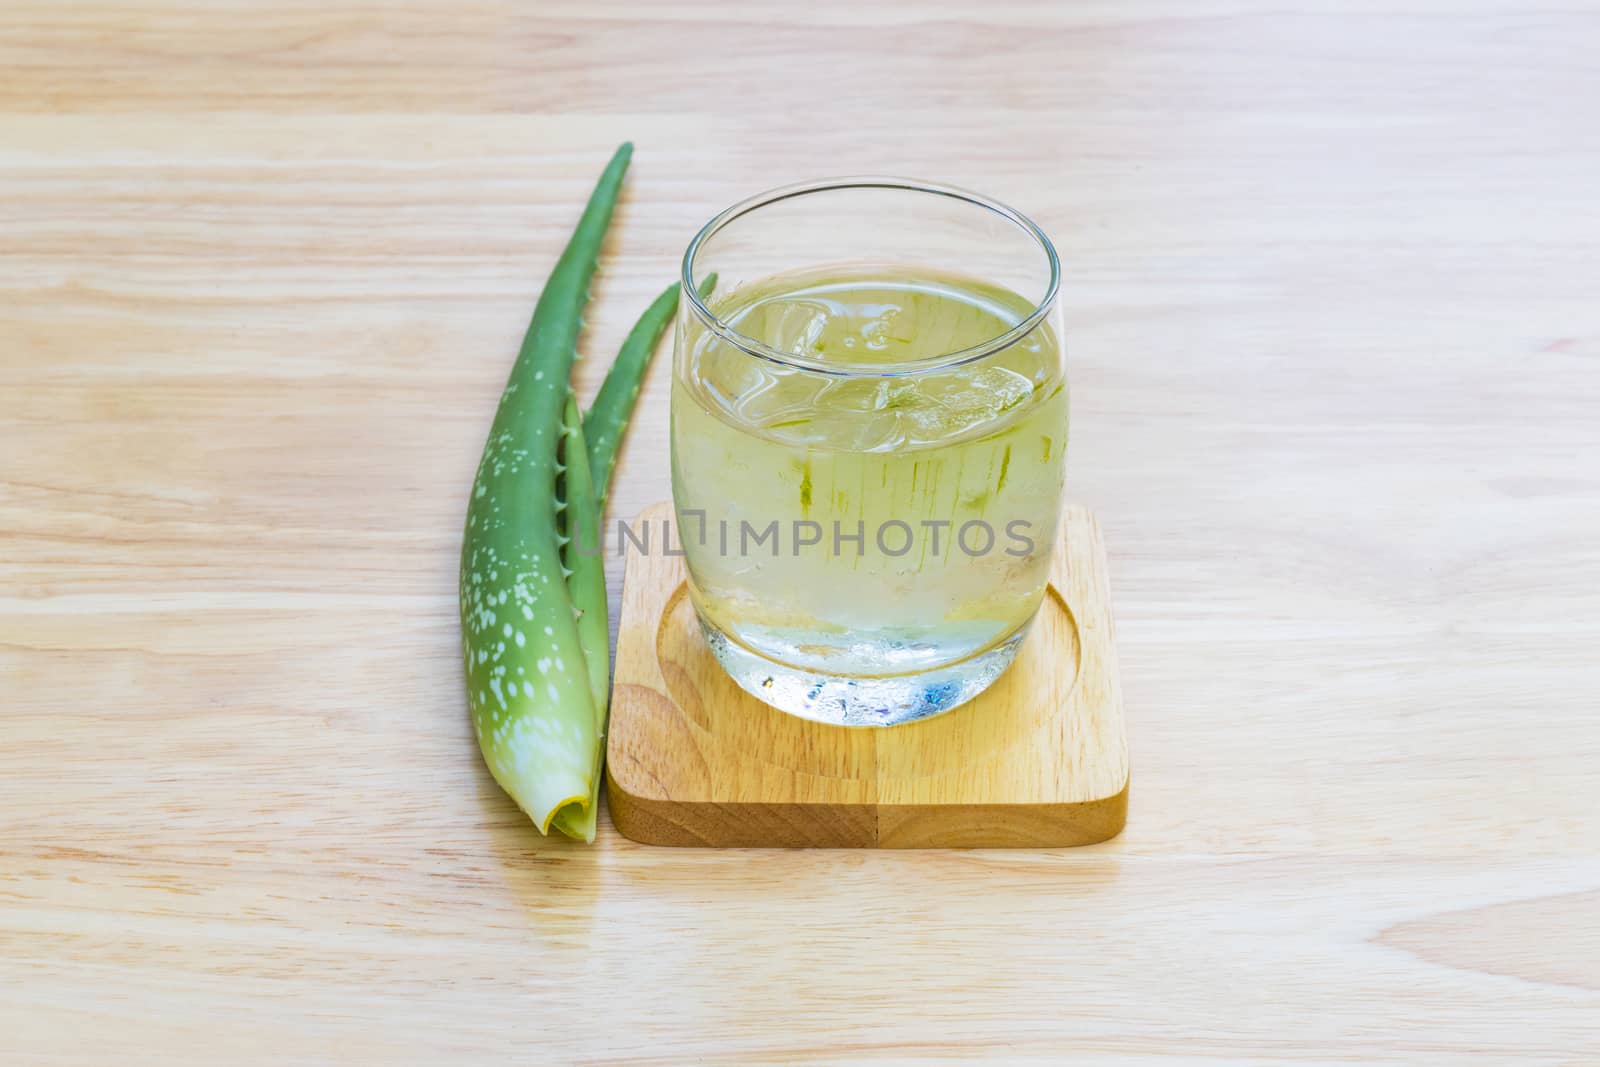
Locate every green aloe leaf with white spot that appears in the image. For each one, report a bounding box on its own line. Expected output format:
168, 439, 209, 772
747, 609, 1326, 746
458, 143, 647, 841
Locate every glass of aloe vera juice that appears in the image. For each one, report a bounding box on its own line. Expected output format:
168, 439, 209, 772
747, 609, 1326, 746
672, 179, 1067, 725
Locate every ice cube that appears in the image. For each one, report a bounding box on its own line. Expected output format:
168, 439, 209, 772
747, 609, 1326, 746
733, 296, 836, 357
727, 364, 825, 427
764, 407, 906, 453
814, 377, 921, 413
901, 366, 1036, 445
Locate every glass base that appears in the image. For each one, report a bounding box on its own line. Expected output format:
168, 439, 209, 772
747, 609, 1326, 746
699, 618, 1031, 727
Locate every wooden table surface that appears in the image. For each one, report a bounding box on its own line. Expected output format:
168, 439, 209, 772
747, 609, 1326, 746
4, 2, 1598, 1063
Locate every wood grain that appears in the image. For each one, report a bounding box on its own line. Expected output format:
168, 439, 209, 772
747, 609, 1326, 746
607, 504, 1129, 848
3, 0, 1599, 1063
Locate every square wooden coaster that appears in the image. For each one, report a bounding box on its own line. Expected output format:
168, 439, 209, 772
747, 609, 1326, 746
605, 503, 1128, 848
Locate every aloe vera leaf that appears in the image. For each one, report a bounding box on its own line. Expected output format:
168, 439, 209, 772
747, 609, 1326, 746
459, 143, 630, 833
548, 395, 610, 842
585, 273, 717, 498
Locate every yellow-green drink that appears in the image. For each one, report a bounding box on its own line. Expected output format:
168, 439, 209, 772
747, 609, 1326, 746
673, 181, 1066, 724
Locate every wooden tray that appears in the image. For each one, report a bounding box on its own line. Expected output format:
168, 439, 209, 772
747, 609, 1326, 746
605, 503, 1128, 848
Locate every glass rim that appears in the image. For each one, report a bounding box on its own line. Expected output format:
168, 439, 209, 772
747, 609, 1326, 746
681, 176, 1061, 378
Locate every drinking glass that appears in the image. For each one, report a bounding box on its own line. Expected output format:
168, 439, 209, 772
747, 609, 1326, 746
671, 178, 1066, 726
